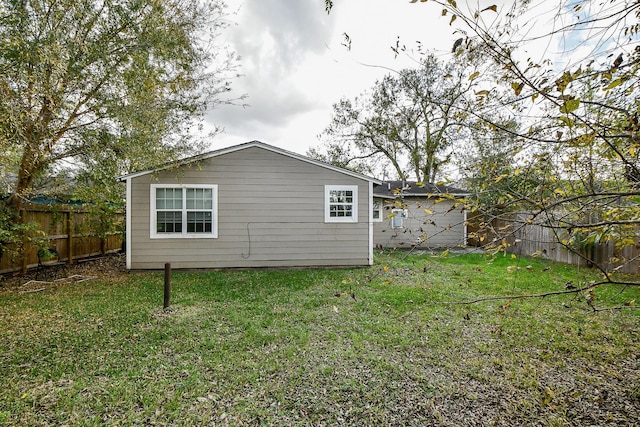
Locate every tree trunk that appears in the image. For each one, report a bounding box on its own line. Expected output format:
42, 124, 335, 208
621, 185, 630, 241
8, 140, 42, 212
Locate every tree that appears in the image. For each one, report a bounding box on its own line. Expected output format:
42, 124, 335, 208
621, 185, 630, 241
325, 0, 640, 305
431, 0, 640, 289
312, 54, 477, 182
0, 0, 238, 212
458, 118, 530, 210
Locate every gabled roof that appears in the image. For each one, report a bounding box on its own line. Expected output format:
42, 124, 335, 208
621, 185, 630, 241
374, 180, 469, 199
118, 140, 381, 184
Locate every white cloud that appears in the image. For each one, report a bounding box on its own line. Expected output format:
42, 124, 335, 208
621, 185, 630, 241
205, 0, 458, 153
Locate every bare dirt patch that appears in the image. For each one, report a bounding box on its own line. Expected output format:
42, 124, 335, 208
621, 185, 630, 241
0, 252, 127, 293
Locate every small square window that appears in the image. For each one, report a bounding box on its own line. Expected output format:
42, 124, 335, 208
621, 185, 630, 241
325, 185, 358, 223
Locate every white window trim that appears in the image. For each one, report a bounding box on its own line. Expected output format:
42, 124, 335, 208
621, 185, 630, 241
324, 185, 358, 223
150, 184, 218, 239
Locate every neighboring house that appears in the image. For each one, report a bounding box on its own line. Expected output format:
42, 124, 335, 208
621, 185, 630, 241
118, 141, 381, 270
373, 180, 469, 249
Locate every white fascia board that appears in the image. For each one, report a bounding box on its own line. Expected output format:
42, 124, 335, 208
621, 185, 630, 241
118, 141, 382, 185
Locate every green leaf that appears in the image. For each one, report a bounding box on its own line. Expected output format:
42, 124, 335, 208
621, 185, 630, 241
558, 115, 574, 127
605, 78, 625, 90
560, 98, 580, 114
555, 72, 572, 92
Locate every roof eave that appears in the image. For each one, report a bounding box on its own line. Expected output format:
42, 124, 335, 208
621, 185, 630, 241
118, 141, 382, 184
373, 192, 471, 198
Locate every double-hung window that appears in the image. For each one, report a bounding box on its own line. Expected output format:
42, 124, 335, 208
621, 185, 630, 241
372, 200, 382, 222
325, 185, 358, 223
151, 184, 218, 238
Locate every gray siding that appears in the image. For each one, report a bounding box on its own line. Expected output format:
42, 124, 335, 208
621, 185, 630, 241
373, 197, 466, 249
128, 147, 372, 269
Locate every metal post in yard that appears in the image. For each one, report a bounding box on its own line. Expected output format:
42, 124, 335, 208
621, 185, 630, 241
164, 263, 171, 309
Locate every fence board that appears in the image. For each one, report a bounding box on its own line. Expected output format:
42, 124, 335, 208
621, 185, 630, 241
0, 206, 123, 275
482, 212, 640, 275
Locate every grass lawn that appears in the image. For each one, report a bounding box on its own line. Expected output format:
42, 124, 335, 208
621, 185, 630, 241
1, 251, 639, 426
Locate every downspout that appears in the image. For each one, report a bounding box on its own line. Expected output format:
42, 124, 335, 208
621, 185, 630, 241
125, 178, 132, 270
368, 181, 374, 266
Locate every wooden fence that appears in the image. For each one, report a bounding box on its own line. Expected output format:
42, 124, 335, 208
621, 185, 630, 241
0, 205, 124, 275
471, 212, 640, 275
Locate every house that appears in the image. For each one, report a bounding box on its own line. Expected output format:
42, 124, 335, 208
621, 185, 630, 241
118, 141, 381, 270
373, 180, 469, 249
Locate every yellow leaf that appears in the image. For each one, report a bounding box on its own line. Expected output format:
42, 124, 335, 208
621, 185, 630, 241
469, 71, 480, 80
383, 265, 389, 272
449, 14, 457, 25
481, 5, 498, 12
442, 8, 447, 16
447, 0, 457, 7
494, 173, 508, 183
511, 82, 523, 96
424, 208, 433, 215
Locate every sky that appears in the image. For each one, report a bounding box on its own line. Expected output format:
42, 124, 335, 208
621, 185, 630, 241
204, 0, 457, 156
202, 0, 633, 160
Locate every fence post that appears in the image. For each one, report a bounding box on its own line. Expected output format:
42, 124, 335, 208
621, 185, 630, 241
164, 263, 171, 309
66, 211, 74, 266
20, 209, 28, 274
